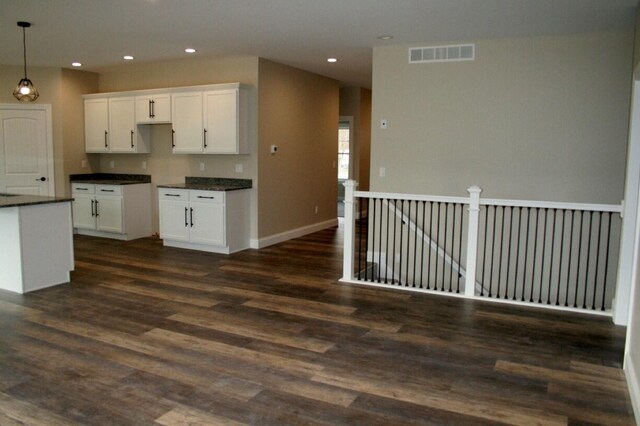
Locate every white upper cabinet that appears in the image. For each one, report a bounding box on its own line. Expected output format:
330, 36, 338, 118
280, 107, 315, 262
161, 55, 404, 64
172, 92, 204, 153
135, 94, 171, 124
84, 96, 150, 154
84, 83, 249, 155
84, 99, 109, 153
203, 89, 247, 154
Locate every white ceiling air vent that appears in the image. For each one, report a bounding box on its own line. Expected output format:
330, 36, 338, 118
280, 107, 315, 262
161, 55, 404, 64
409, 44, 475, 64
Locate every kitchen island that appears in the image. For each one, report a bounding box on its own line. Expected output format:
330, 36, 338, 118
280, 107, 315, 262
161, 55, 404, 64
0, 193, 74, 293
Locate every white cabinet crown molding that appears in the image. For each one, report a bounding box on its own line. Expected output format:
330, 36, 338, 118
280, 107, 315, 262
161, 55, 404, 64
82, 83, 250, 100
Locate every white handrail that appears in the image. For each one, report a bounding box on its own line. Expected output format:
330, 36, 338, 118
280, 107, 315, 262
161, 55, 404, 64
354, 190, 469, 205
481, 198, 621, 213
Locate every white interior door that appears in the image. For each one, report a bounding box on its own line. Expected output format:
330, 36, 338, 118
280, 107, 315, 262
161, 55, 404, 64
0, 105, 54, 196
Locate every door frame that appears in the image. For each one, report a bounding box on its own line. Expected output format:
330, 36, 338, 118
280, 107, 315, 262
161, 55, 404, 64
338, 116, 354, 179
0, 103, 55, 196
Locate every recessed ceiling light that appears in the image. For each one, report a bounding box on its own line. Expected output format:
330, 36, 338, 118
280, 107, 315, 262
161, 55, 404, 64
327, 58, 338, 63
123, 55, 134, 60
185, 48, 197, 53
71, 62, 82, 67
377, 35, 394, 40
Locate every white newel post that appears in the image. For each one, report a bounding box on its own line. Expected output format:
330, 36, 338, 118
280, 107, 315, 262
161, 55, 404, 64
465, 185, 482, 296
342, 180, 358, 281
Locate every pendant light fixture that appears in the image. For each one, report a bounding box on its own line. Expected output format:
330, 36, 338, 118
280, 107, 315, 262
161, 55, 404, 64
13, 21, 39, 103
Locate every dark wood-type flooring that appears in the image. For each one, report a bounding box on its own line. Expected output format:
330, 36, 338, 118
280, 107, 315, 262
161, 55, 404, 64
0, 226, 635, 425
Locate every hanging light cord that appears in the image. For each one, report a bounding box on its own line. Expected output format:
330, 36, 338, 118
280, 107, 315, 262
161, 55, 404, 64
22, 25, 27, 78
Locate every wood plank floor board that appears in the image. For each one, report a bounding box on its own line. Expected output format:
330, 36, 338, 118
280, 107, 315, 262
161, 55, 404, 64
0, 226, 634, 424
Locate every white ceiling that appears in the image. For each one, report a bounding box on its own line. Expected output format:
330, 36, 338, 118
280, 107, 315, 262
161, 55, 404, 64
0, 0, 636, 88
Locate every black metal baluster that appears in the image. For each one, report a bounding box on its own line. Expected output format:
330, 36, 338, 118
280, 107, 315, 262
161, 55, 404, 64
406, 201, 413, 287
443, 203, 450, 292
591, 212, 603, 310
546, 209, 557, 304
392, 200, 397, 285
513, 207, 523, 301
497, 206, 505, 298
521, 208, 531, 302
370, 198, 377, 282
538, 208, 548, 304
427, 202, 433, 290
413, 201, 419, 288
505, 206, 514, 300
573, 211, 584, 308
529, 208, 540, 303
555, 210, 566, 306
582, 211, 594, 309
456, 204, 464, 294
399, 200, 404, 285
385, 199, 390, 284
434, 202, 441, 290
601, 212, 613, 311
481, 206, 489, 297
449, 203, 456, 292
489, 206, 498, 297
357, 197, 364, 280
420, 201, 426, 288
565, 210, 575, 307
378, 198, 384, 283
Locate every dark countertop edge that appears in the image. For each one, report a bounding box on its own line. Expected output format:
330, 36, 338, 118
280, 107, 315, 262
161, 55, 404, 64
70, 173, 151, 185
157, 183, 252, 192
0, 196, 73, 209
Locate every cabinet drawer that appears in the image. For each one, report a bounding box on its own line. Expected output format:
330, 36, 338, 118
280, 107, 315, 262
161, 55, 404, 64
96, 185, 123, 196
189, 190, 224, 204
71, 183, 95, 194
159, 188, 188, 200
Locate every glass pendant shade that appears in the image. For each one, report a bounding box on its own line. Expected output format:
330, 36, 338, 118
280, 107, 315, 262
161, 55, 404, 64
13, 78, 39, 102
13, 21, 38, 103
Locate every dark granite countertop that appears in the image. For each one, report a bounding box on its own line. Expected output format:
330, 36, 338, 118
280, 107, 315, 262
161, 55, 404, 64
70, 173, 151, 186
0, 193, 73, 209
157, 177, 252, 192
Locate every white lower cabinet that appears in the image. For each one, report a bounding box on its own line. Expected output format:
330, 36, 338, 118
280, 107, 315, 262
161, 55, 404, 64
159, 188, 249, 254
71, 183, 151, 240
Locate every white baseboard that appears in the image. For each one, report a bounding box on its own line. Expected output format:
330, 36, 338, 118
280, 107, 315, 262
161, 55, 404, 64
625, 352, 640, 425
250, 218, 338, 249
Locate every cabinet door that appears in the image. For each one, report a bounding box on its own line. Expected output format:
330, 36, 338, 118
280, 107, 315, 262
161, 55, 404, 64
108, 97, 136, 153
159, 200, 191, 241
190, 201, 225, 246
203, 90, 238, 154
95, 195, 123, 233
84, 99, 109, 153
151, 95, 172, 123
172, 92, 204, 153
71, 194, 96, 230
135, 96, 154, 124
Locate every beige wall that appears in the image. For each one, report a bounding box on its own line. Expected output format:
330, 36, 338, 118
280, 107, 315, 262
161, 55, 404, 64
371, 31, 634, 203
634, 7, 640, 71
0, 65, 98, 197
94, 55, 260, 237
339, 87, 372, 191
258, 59, 339, 238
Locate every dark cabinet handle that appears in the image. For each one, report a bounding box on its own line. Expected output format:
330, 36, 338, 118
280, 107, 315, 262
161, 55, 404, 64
164, 193, 181, 197
130, 130, 134, 148
104, 131, 108, 147
76, 187, 88, 191
35, 177, 47, 182
172, 129, 175, 148
196, 196, 215, 199
151, 100, 155, 118
148, 99, 152, 118
91, 199, 95, 216
203, 129, 207, 148
184, 207, 188, 227
190, 207, 194, 227
95, 200, 99, 217
100, 189, 115, 193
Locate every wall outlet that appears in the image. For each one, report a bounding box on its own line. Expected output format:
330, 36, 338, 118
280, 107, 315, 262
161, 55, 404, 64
109, 160, 115, 169
380, 119, 388, 129
270, 145, 278, 154
199, 162, 205, 171
380, 167, 386, 177
235, 164, 243, 173
81, 159, 87, 169
142, 160, 147, 170
315, 205, 319, 214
